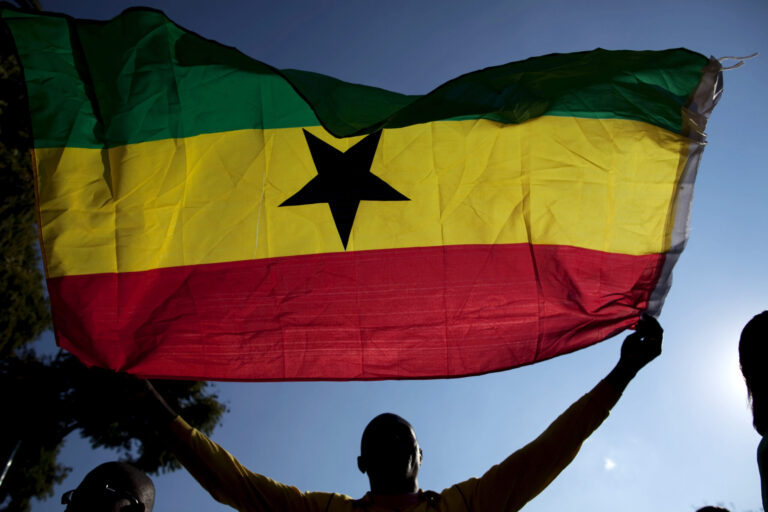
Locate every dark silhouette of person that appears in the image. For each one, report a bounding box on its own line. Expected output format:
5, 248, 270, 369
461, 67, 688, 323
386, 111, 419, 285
739, 310, 768, 511
146, 315, 662, 511
60, 461, 155, 512
695, 507, 730, 512
358, 413, 422, 496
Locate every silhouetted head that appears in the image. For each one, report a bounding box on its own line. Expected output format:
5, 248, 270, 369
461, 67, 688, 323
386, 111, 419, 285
61, 462, 155, 512
695, 507, 730, 512
357, 413, 422, 494
739, 311, 768, 436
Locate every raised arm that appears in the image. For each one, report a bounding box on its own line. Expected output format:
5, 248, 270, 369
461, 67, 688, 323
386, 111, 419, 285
142, 380, 329, 512
605, 314, 663, 391
451, 315, 663, 512
143, 379, 178, 423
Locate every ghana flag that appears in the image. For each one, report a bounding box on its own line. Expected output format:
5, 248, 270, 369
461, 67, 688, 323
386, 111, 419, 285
1, 7, 721, 381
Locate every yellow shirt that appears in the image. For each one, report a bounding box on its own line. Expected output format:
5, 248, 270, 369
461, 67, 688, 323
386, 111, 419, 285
170, 379, 621, 512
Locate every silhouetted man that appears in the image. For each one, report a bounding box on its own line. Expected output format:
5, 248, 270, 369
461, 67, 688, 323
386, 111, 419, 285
147, 315, 662, 511
61, 461, 154, 512
739, 311, 768, 511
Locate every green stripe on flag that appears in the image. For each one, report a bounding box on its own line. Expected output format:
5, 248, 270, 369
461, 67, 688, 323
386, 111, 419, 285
2, 7, 709, 149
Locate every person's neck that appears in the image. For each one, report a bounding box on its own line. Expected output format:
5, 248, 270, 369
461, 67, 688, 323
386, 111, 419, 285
369, 478, 418, 496
368, 491, 421, 509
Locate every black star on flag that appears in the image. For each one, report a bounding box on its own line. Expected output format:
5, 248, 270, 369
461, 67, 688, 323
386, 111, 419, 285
279, 130, 410, 249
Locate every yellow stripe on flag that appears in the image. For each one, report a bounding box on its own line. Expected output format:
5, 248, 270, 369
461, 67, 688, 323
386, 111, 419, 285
36, 116, 689, 278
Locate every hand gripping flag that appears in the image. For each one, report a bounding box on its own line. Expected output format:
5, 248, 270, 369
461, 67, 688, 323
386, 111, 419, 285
1, 7, 722, 381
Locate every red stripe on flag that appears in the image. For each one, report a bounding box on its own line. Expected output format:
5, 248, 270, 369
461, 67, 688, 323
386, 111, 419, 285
47, 244, 664, 381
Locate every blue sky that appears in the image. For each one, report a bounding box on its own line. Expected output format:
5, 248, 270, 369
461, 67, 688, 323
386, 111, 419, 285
23, 0, 768, 510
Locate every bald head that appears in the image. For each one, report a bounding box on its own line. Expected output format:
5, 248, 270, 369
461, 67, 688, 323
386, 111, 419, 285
64, 462, 155, 512
358, 413, 422, 494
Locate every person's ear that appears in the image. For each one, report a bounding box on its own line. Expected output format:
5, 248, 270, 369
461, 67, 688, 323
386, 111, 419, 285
357, 455, 366, 474
418, 448, 423, 465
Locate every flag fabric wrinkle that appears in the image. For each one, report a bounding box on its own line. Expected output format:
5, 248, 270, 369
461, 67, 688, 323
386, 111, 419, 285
0, 6, 722, 381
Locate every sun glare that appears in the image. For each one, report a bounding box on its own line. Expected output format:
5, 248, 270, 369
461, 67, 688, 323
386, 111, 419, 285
700, 318, 750, 410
